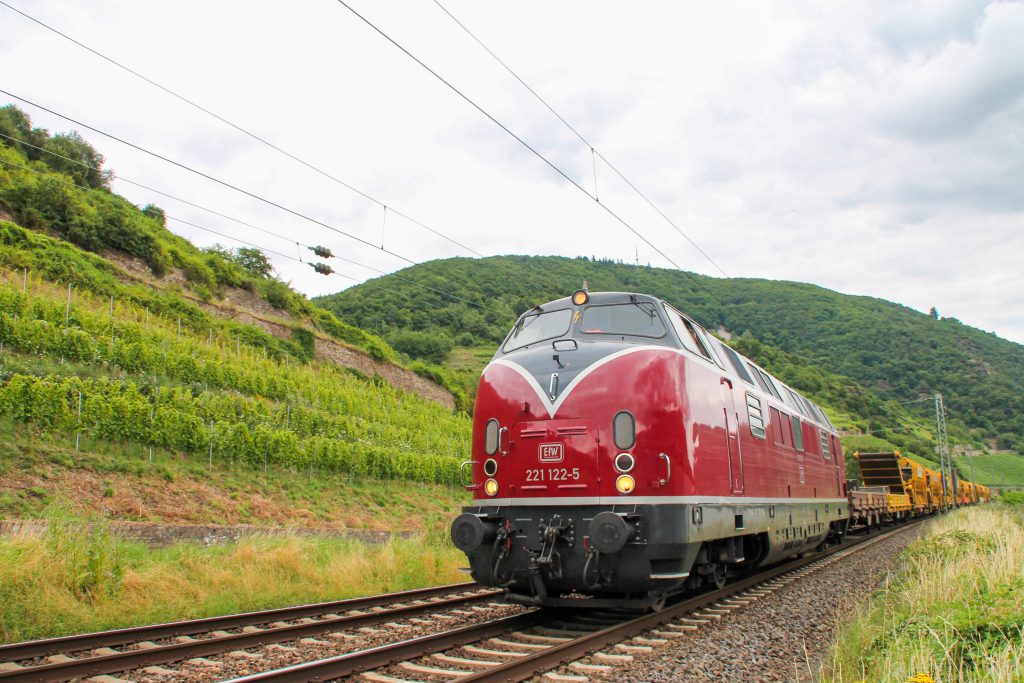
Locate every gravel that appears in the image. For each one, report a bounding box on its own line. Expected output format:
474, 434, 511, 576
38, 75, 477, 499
543, 524, 926, 683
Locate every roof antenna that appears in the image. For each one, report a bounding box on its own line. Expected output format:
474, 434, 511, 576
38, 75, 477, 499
582, 279, 589, 292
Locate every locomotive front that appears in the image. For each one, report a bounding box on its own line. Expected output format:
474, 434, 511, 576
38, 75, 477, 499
450, 291, 700, 609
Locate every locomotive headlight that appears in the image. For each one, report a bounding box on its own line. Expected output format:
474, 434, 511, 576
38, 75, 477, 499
614, 453, 635, 473
484, 478, 499, 496
615, 474, 635, 495
572, 289, 589, 306
483, 458, 499, 477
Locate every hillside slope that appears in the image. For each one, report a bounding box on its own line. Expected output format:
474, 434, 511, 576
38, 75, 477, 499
317, 255, 1024, 452
0, 105, 471, 526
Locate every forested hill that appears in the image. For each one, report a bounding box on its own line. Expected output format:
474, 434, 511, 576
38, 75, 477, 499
316, 255, 1024, 450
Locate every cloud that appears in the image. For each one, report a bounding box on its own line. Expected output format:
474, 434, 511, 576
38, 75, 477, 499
2, 0, 1022, 345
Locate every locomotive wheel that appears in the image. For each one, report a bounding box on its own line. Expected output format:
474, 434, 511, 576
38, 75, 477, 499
649, 594, 667, 612
710, 563, 727, 590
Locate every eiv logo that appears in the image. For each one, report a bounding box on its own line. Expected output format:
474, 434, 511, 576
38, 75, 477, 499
538, 443, 564, 463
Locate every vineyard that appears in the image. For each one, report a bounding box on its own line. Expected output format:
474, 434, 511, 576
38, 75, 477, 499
0, 269, 470, 486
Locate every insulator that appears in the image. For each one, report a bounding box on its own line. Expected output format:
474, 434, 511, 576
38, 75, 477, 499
311, 262, 334, 275
310, 245, 334, 258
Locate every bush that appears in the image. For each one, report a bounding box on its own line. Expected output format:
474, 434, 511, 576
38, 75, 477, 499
387, 329, 452, 365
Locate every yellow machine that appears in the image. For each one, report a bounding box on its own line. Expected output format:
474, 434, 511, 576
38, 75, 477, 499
855, 451, 987, 513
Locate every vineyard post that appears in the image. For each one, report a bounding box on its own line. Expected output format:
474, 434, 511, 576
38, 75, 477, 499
149, 387, 159, 464
22, 267, 26, 292
145, 306, 149, 331
209, 421, 215, 469
75, 391, 82, 452
65, 283, 71, 322
177, 318, 181, 340
236, 338, 240, 356
209, 328, 213, 346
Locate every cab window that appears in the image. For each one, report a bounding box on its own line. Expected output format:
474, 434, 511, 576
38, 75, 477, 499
579, 302, 666, 338
503, 308, 572, 352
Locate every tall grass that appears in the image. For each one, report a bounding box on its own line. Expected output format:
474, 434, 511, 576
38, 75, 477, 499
0, 512, 465, 643
820, 505, 1024, 682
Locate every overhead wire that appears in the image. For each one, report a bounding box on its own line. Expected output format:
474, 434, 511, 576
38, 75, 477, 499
330, 0, 692, 277
0, 90, 515, 314
0, 89, 429, 264
1, 1, 717, 312
0, 155, 442, 309
428, 0, 729, 277
1, 0, 680, 307
0, 0, 483, 259
0, 136, 495, 310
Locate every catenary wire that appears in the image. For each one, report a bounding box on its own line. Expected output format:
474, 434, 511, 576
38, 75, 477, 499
0, 146, 494, 310
163, 215, 443, 309
0, 0, 569, 301
0, 90, 509, 312
0, 0, 483, 259
0, 156, 441, 309
330, 0, 693, 276
0, 88, 417, 264
428, 0, 729, 277
0, 1, 679, 304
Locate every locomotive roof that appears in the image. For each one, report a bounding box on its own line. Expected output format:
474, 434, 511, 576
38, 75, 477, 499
534, 291, 662, 309
507, 291, 837, 435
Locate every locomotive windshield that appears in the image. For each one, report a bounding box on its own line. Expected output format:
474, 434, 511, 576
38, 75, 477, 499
579, 302, 666, 338
503, 308, 572, 352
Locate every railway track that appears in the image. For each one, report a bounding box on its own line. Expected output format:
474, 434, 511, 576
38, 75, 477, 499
226, 521, 924, 683
0, 582, 502, 683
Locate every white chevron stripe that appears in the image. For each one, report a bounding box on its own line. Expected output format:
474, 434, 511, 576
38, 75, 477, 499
487, 345, 670, 418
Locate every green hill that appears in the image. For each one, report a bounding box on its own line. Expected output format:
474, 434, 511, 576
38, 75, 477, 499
0, 104, 470, 527
317, 255, 1024, 485
316, 255, 1022, 443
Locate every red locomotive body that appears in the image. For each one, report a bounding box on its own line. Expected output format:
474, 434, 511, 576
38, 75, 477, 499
451, 291, 849, 609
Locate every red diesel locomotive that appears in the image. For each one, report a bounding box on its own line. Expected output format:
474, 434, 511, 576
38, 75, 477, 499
451, 290, 848, 609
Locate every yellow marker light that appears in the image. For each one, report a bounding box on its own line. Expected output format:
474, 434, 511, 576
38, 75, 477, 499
572, 290, 589, 306
615, 474, 636, 495
484, 478, 499, 496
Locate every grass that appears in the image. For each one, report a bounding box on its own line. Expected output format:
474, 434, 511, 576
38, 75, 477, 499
0, 417, 469, 530
819, 504, 1024, 682
952, 454, 1024, 488
0, 511, 466, 643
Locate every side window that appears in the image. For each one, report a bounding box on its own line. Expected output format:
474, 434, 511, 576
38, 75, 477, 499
799, 395, 817, 423
758, 369, 784, 401
791, 415, 804, 451
666, 309, 707, 358
746, 393, 766, 439
719, 342, 756, 386
820, 430, 831, 460
785, 387, 813, 420
769, 406, 784, 444
692, 324, 725, 369
747, 363, 772, 394
777, 409, 794, 447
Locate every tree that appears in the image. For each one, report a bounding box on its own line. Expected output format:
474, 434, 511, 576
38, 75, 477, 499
233, 247, 273, 278
387, 329, 453, 364
142, 204, 166, 227
42, 132, 112, 190
0, 105, 48, 161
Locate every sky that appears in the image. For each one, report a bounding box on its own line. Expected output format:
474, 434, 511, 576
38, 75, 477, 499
1, 0, 1022, 343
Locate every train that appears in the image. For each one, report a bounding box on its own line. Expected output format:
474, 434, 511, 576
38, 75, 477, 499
851, 451, 990, 529
450, 290, 989, 610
